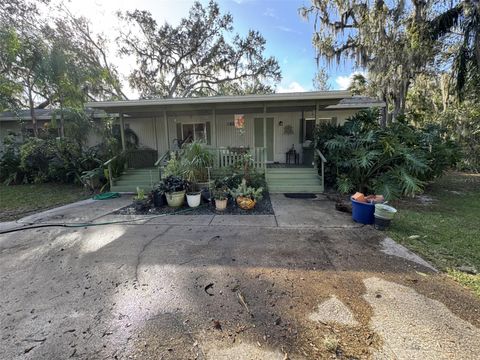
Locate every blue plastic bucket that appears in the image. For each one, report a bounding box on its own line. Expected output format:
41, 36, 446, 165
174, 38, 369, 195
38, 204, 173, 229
351, 197, 375, 224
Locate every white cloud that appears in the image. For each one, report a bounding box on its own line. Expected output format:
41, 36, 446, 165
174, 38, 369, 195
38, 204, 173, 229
263, 8, 278, 19
275, 25, 301, 34
277, 81, 306, 93
334, 71, 367, 90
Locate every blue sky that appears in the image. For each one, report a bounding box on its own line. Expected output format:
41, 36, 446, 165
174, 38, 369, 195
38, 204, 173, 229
60, 0, 358, 95
216, 0, 357, 92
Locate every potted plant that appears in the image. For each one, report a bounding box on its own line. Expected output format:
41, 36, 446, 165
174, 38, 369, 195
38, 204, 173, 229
229, 178, 263, 210
133, 187, 149, 211
180, 141, 214, 190
163, 175, 187, 207
151, 182, 166, 208
186, 183, 201, 208
213, 188, 228, 211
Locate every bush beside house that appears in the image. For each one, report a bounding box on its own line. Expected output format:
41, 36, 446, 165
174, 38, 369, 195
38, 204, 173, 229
315, 109, 459, 199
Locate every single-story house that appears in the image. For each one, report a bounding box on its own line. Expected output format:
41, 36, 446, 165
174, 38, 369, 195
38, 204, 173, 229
85, 91, 385, 193
0, 108, 107, 149
0, 91, 384, 193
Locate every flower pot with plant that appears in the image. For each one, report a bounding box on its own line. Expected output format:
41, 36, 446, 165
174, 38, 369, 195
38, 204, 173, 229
151, 182, 166, 208
180, 141, 214, 191
186, 183, 201, 208
229, 178, 263, 210
163, 175, 187, 207
213, 188, 228, 211
133, 187, 149, 211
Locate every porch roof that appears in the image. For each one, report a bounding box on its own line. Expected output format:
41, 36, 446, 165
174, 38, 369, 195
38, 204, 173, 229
87, 90, 375, 113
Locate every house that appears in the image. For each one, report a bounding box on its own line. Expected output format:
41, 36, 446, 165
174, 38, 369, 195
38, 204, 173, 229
86, 91, 385, 193
0, 108, 107, 149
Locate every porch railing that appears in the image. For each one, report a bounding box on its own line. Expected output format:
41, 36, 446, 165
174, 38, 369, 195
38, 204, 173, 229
155, 150, 172, 180
103, 150, 125, 191
314, 148, 327, 191
213, 147, 266, 171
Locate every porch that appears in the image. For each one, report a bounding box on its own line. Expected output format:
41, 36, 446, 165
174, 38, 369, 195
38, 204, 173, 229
88, 91, 363, 193
105, 147, 326, 194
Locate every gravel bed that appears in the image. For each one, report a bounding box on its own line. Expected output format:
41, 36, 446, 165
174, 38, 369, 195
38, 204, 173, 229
114, 192, 274, 216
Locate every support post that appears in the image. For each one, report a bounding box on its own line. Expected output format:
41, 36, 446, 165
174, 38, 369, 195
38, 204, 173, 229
163, 110, 169, 151
212, 108, 217, 148
263, 103, 267, 163
153, 117, 159, 155
119, 112, 126, 151
119, 112, 127, 169
321, 159, 325, 191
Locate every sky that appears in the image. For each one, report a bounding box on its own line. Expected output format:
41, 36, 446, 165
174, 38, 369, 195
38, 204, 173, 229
57, 0, 359, 97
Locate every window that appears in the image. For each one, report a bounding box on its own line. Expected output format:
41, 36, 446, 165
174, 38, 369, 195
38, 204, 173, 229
182, 123, 206, 142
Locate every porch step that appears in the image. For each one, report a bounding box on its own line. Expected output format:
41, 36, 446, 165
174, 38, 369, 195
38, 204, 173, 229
110, 167, 160, 193
266, 167, 323, 194
268, 185, 324, 193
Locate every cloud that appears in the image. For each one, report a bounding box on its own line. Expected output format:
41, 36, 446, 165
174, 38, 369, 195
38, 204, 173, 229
264, 8, 279, 19
334, 71, 367, 90
275, 25, 301, 34
277, 81, 306, 93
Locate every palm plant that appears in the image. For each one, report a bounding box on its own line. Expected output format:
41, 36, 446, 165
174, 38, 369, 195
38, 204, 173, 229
429, 0, 480, 100
180, 140, 214, 183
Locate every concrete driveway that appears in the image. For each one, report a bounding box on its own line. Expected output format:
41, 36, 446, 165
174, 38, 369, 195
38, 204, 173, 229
0, 195, 479, 359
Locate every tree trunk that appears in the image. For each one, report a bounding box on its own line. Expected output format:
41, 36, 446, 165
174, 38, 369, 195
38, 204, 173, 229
28, 86, 38, 137
59, 99, 65, 138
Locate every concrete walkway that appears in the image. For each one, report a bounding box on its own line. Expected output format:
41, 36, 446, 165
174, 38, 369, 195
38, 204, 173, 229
0, 195, 479, 359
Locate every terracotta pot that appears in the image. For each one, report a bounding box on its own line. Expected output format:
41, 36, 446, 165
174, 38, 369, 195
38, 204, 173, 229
166, 190, 185, 207
236, 196, 256, 210
215, 198, 228, 211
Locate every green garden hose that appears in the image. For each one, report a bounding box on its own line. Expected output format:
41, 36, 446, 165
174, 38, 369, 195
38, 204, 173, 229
0, 204, 207, 235
93, 192, 120, 200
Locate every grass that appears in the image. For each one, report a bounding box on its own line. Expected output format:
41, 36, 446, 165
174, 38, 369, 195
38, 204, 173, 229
0, 183, 89, 221
388, 172, 480, 296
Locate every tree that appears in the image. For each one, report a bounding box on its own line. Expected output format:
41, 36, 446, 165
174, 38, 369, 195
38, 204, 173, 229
1, 0, 128, 136
48, 5, 128, 101
301, 1, 440, 123
117, 1, 281, 98
348, 73, 368, 96
312, 68, 330, 91
429, 0, 480, 101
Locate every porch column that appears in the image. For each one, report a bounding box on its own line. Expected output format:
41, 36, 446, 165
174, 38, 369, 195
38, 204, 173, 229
314, 102, 319, 149
212, 108, 217, 147
263, 103, 267, 149
163, 110, 169, 150
119, 112, 126, 151
263, 103, 267, 167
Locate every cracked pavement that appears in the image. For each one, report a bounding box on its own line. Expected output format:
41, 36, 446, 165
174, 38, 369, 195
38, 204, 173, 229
0, 196, 479, 359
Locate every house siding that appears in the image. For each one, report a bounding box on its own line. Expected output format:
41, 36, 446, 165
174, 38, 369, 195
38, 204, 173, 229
124, 108, 362, 163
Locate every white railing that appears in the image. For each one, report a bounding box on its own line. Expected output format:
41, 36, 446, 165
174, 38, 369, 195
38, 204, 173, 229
213, 147, 266, 171
314, 148, 327, 191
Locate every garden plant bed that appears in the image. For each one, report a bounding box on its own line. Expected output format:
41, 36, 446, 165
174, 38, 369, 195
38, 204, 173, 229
115, 192, 274, 216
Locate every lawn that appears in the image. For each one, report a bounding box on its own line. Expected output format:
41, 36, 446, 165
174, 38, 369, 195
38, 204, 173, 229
388, 172, 480, 296
0, 183, 89, 221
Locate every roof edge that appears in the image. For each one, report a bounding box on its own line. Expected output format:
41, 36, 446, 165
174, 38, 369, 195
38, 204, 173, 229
86, 90, 351, 109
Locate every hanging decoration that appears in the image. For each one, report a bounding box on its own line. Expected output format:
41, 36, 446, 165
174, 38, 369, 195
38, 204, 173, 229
283, 124, 294, 135
234, 114, 245, 129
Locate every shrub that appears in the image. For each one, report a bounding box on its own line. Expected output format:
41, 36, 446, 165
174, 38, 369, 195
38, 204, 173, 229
0, 132, 24, 185
316, 109, 459, 199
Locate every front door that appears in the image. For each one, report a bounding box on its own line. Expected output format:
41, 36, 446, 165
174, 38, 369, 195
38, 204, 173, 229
254, 117, 274, 162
